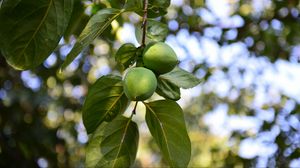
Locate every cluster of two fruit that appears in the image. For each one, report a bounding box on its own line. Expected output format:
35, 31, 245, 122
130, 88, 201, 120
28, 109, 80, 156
123, 42, 178, 101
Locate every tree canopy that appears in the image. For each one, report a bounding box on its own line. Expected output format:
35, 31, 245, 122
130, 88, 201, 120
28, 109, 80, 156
0, 0, 300, 167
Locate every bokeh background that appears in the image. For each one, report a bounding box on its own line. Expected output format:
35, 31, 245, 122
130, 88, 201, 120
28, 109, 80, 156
1, 0, 300, 167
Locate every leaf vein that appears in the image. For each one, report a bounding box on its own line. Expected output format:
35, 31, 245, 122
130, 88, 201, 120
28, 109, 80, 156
17, 0, 53, 59
145, 103, 174, 167
112, 118, 131, 167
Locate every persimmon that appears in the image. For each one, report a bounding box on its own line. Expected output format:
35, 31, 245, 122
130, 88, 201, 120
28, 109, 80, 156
123, 67, 157, 101
143, 42, 178, 74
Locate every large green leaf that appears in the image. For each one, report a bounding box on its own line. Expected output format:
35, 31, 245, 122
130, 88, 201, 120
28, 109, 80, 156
0, 0, 73, 70
145, 100, 191, 167
86, 115, 139, 168
115, 43, 137, 69
156, 77, 181, 100
82, 75, 129, 134
61, 8, 123, 70
160, 66, 202, 89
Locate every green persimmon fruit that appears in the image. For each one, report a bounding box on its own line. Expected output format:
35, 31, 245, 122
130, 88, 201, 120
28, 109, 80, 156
123, 67, 157, 101
143, 42, 178, 74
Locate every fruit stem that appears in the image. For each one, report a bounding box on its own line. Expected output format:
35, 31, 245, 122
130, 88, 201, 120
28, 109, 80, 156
132, 101, 139, 115
141, 0, 148, 47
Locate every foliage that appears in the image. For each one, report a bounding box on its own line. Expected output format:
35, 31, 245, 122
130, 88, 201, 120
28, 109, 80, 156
145, 100, 191, 167
82, 75, 129, 134
0, 0, 73, 70
1, 0, 200, 167
86, 115, 139, 168
61, 8, 123, 70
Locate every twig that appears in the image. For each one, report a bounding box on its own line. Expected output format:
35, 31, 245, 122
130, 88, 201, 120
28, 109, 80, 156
141, 0, 148, 47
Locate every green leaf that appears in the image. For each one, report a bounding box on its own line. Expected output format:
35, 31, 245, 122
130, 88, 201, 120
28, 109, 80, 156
82, 75, 129, 134
61, 8, 123, 70
125, 0, 170, 18
64, 0, 90, 42
115, 43, 137, 69
148, 0, 171, 17
147, 20, 169, 41
108, 0, 126, 9
156, 78, 181, 100
160, 67, 201, 89
0, 0, 73, 70
135, 19, 168, 44
86, 115, 139, 168
124, 0, 143, 12
145, 100, 191, 168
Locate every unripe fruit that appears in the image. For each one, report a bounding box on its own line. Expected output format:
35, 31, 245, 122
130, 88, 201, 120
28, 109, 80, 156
123, 67, 157, 101
143, 42, 178, 74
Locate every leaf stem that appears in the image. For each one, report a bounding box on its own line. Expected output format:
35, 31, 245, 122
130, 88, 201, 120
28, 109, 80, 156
132, 101, 139, 115
141, 0, 148, 47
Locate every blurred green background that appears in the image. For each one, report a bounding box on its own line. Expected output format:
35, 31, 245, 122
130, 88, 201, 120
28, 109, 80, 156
1, 0, 300, 167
